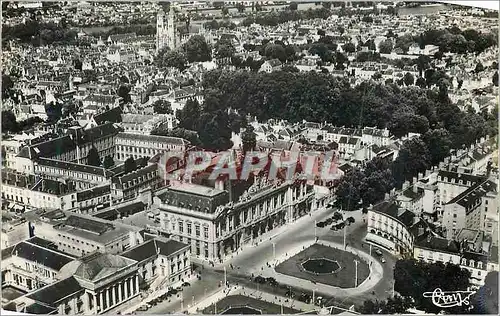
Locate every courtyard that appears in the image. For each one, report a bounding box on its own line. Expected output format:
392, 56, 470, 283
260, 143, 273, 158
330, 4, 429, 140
275, 243, 370, 288
202, 295, 300, 314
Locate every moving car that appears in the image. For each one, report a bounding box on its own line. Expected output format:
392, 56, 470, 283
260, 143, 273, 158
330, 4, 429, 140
182, 282, 191, 287
381, 257, 386, 263
375, 249, 383, 256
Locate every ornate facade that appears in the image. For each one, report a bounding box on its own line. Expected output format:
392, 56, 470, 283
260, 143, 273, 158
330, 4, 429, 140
155, 176, 314, 262
156, 6, 176, 52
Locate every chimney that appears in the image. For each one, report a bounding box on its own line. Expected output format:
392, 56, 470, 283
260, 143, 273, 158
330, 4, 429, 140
427, 233, 432, 243
418, 172, 423, 180
425, 169, 431, 177
418, 227, 424, 236
41, 180, 45, 192
412, 177, 417, 185
403, 181, 409, 190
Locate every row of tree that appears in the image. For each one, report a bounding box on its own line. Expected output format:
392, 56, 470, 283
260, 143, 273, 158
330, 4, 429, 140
1, 111, 43, 134
2, 19, 77, 46
240, 7, 331, 27
394, 27, 498, 55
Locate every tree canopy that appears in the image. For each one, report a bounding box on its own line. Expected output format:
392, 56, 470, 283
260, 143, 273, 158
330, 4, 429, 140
183, 35, 211, 63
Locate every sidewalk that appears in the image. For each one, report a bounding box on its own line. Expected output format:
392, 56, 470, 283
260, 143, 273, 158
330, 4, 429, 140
213, 206, 332, 270
254, 239, 384, 299
187, 285, 319, 314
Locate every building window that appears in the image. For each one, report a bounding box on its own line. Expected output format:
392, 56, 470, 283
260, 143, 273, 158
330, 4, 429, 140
179, 221, 183, 233
203, 226, 209, 239
187, 223, 192, 235
195, 225, 200, 237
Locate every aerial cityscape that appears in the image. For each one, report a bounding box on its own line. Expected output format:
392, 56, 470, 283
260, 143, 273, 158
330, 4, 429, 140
0, 1, 498, 315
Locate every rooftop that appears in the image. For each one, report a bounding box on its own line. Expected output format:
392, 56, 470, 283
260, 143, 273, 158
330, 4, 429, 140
121, 238, 188, 263
169, 182, 226, 198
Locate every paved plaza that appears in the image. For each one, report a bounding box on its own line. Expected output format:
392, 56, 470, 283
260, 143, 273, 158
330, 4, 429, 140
276, 243, 370, 288
202, 294, 300, 314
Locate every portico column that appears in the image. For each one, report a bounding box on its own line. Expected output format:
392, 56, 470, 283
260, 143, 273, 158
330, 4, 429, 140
99, 291, 104, 310
226, 216, 229, 232
112, 285, 117, 306
118, 282, 122, 302
135, 275, 139, 294
105, 288, 110, 309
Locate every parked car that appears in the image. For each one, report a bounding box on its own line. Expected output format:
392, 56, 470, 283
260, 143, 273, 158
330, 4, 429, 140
254, 276, 266, 284
316, 221, 325, 228
182, 282, 191, 287
332, 212, 343, 221
330, 225, 337, 231
137, 305, 148, 311
325, 218, 333, 225
285, 289, 295, 298
347, 217, 355, 224
170, 288, 178, 295
266, 277, 279, 287
336, 222, 345, 230
381, 257, 386, 263
375, 249, 383, 256
298, 293, 311, 303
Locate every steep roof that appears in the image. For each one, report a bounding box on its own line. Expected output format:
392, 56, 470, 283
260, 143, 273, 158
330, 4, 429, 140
93, 106, 123, 125
27, 276, 83, 305
74, 252, 136, 281
121, 238, 188, 263
10, 240, 75, 271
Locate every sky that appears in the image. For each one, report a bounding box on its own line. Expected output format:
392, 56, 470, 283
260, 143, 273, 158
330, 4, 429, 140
437, 1, 499, 10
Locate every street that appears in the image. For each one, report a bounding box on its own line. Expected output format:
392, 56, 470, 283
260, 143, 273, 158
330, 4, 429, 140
146, 207, 397, 313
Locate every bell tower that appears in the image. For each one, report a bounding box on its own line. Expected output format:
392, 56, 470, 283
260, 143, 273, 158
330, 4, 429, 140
156, 6, 177, 53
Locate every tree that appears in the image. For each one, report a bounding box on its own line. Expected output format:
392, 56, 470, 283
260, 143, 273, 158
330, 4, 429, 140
103, 156, 115, 168
156, 49, 187, 71
2, 110, 19, 133
392, 138, 431, 187
124, 157, 137, 173
117, 85, 131, 104
343, 42, 356, 53
378, 39, 393, 54
197, 110, 233, 151
288, 2, 298, 10
322, 2, 332, 9
470, 271, 498, 315
73, 59, 82, 71
475, 61, 485, 74
153, 99, 173, 114
87, 146, 101, 167
403, 72, 414, 86
394, 259, 471, 314
264, 43, 287, 63
493, 71, 498, 86
415, 77, 426, 88
362, 15, 373, 23
421, 127, 451, 161
214, 38, 236, 60
177, 98, 201, 130
183, 35, 211, 63
2, 74, 14, 99
236, 2, 245, 13
241, 125, 257, 153
221, 6, 229, 16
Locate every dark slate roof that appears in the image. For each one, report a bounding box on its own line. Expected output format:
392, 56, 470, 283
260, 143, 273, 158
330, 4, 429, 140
76, 184, 111, 202
490, 246, 498, 264
74, 252, 135, 281
372, 201, 415, 227
10, 241, 75, 271
402, 186, 424, 200
121, 239, 188, 263
94, 201, 147, 220
65, 215, 114, 235
18, 136, 75, 159
447, 179, 496, 211
414, 233, 461, 254
27, 276, 83, 305
437, 170, 484, 186
93, 106, 123, 125
37, 158, 110, 177
116, 132, 189, 146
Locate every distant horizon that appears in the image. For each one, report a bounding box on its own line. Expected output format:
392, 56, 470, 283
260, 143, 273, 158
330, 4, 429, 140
436, 0, 499, 10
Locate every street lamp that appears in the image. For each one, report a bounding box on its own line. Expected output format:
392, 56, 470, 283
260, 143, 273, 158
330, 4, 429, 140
272, 242, 276, 262
314, 220, 317, 238
354, 260, 359, 287
223, 266, 227, 287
